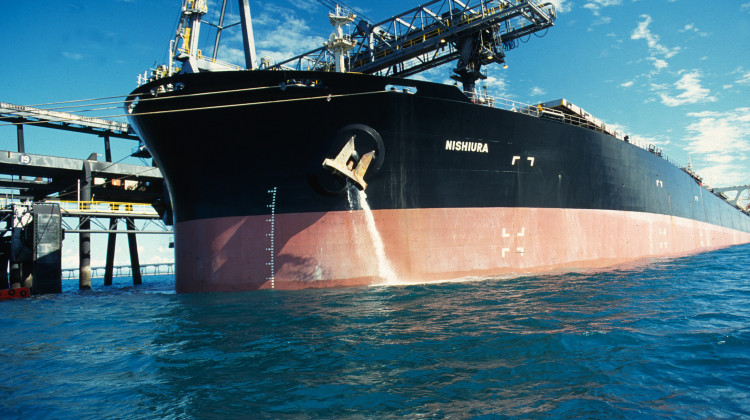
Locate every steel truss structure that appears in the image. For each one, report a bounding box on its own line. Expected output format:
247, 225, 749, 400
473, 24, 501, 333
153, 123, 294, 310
712, 185, 750, 210
272, 0, 555, 91
61, 215, 171, 235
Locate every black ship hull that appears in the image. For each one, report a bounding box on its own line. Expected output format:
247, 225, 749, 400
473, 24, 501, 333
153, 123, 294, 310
127, 71, 750, 292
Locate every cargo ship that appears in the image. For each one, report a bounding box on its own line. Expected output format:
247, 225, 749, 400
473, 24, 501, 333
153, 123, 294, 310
126, 0, 750, 292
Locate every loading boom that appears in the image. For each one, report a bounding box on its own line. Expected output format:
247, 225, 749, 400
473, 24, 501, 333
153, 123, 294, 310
272, 0, 556, 93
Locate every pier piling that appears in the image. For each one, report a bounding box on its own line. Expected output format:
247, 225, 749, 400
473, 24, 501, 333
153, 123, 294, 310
8, 262, 21, 289
31, 204, 62, 294
103, 134, 112, 162
4, 204, 62, 293
0, 254, 8, 290
103, 137, 117, 286
79, 161, 92, 289
126, 217, 142, 285
104, 217, 117, 286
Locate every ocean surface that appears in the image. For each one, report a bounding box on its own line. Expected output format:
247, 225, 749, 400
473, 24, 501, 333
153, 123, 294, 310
2, 245, 750, 419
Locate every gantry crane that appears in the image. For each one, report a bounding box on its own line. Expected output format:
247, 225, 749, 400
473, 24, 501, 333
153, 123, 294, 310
163, 0, 556, 95
272, 0, 556, 93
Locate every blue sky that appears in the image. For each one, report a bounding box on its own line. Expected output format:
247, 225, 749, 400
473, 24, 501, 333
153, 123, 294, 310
2, 0, 750, 267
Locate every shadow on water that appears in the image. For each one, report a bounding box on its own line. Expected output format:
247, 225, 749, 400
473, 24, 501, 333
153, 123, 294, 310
2, 244, 750, 418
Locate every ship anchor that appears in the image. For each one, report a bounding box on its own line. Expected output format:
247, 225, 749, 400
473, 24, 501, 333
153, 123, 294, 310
322, 137, 375, 190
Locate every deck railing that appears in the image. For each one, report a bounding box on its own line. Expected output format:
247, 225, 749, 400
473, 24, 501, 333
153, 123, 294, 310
467, 91, 692, 180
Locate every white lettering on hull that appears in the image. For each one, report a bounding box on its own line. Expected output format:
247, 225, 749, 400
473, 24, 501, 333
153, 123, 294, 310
512, 156, 536, 166
500, 227, 528, 258
445, 140, 489, 153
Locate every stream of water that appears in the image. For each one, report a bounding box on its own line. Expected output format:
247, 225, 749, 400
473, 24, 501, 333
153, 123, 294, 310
347, 185, 398, 284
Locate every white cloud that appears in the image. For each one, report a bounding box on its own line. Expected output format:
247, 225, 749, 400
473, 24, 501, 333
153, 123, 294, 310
648, 57, 668, 71
255, 15, 325, 62
248, 5, 327, 66
481, 74, 510, 97
698, 163, 748, 189
742, 2, 750, 12
437, 71, 510, 99
530, 86, 547, 96
631, 15, 680, 72
217, 46, 252, 67
583, 0, 622, 15
62, 51, 84, 60
686, 109, 750, 154
148, 248, 175, 264
631, 15, 680, 58
621, 80, 634, 88
581, 0, 621, 29
62, 243, 78, 269
590, 16, 612, 28
678, 23, 709, 37
546, 0, 572, 13
658, 70, 717, 107
408, 73, 431, 83
736, 72, 750, 85
684, 107, 750, 186
291, 0, 322, 14
583, 3, 599, 15
409, 62, 455, 86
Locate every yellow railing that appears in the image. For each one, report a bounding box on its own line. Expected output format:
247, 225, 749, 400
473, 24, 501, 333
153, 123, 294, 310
184, 0, 207, 13
47, 200, 159, 215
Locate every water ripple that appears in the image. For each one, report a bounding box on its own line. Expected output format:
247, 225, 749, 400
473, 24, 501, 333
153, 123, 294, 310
2, 244, 750, 418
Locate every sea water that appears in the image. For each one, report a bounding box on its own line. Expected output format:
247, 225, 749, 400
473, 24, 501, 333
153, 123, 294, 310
2, 244, 750, 418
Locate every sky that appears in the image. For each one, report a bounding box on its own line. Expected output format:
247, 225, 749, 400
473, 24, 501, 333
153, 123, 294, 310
2, 0, 750, 268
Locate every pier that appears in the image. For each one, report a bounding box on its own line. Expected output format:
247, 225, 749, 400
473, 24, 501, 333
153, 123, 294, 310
62, 263, 174, 280
0, 101, 171, 294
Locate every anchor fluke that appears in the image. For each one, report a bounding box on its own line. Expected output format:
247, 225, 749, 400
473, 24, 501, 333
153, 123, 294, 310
322, 137, 374, 190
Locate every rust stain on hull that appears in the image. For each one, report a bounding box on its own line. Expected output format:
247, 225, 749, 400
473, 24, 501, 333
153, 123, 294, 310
175, 208, 750, 293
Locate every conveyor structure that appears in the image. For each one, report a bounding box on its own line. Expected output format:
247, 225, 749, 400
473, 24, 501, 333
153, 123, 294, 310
272, 0, 556, 93
0, 102, 137, 140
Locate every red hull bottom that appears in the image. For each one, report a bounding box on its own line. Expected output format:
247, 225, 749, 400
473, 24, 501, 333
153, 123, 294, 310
175, 208, 750, 292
